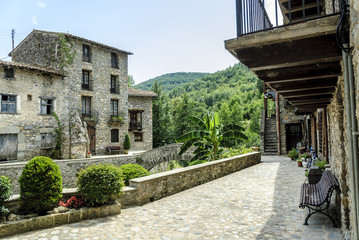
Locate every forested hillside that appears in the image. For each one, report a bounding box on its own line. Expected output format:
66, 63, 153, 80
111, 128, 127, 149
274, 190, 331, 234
136, 63, 264, 149
136, 72, 210, 91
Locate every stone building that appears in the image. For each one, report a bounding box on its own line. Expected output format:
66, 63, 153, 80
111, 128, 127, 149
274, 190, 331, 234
0, 61, 65, 161
128, 88, 157, 151
0, 29, 156, 160
225, 0, 359, 238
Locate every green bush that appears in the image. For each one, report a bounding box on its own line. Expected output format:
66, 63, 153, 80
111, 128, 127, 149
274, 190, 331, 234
119, 164, 150, 186
288, 148, 299, 160
189, 160, 208, 166
124, 134, 131, 150
220, 146, 253, 159
19, 156, 62, 214
0, 176, 11, 217
77, 164, 124, 206
315, 160, 328, 170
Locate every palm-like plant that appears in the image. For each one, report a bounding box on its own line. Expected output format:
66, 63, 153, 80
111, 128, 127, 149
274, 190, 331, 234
176, 112, 247, 162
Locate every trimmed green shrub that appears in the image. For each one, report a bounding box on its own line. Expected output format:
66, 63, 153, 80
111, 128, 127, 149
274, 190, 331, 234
19, 156, 62, 214
124, 134, 131, 150
119, 164, 150, 186
77, 164, 124, 206
315, 160, 328, 170
0, 176, 11, 217
288, 148, 299, 160
189, 160, 208, 166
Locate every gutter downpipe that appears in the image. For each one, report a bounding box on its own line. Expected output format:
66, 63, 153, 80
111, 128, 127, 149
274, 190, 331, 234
343, 44, 359, 239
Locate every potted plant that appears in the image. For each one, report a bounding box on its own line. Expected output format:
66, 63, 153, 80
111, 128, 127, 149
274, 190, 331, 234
288, 148, 299, 160
123, 134, 131, 154
297, 159, 303, 167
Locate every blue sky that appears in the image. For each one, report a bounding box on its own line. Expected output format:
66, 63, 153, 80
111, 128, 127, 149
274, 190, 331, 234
0, 0, 243, 84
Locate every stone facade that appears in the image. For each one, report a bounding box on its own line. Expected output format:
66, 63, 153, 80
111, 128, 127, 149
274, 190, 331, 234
0, 61, 66, 161
3, 29, 155, 160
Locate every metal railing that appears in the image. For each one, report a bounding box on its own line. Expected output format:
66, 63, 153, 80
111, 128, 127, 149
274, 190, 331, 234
236, 0, 342, 37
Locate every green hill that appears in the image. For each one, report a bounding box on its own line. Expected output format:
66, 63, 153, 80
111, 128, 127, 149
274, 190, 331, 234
136, 72, 210, 91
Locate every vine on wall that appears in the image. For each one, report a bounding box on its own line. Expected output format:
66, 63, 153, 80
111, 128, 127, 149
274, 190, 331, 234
55, 33, 76, 71
50, 112, 64, 159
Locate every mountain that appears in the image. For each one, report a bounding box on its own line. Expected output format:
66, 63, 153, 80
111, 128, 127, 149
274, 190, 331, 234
136, 72, 210, 91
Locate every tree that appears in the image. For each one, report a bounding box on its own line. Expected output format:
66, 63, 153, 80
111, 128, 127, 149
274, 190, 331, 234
128, 75, 135, 88
176, 112, 247, 162
173, 93, 194, 137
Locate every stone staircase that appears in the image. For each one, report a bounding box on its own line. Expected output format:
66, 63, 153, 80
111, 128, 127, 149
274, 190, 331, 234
263, 117, 278, 155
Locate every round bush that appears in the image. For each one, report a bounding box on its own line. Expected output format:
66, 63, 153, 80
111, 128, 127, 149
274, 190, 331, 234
19, 156, 62, 214
119, 164, 150, 186
77, 164, 124, 206
0, 176, 11, 203
189, 160, 208, 166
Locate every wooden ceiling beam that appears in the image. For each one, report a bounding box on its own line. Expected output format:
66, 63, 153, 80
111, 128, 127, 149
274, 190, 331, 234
280, 88, 335, 98
270, 77, 338, 92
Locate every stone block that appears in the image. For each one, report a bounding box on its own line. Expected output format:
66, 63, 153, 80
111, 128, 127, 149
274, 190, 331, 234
34, 215, 54, 229
68, 209, 82, 223
53, 212, 69, 226
81, 207, 100, 220
17, 143, 27, 152
0, 220, 27, 238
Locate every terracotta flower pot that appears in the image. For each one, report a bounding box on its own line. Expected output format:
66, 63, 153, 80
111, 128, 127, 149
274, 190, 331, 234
297, 161, 302, 167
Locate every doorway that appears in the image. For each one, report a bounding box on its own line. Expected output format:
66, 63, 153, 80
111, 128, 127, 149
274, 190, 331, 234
0, 134, 17, 161
87, 126, 96, 153
286, 124, 302, 152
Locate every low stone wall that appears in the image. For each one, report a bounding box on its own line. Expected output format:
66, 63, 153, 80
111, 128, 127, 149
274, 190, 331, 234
0, 143, 194, 194
121, 152, 261, 206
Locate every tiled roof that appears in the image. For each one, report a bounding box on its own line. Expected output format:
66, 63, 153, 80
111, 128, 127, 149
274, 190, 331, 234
128, 88, 158, 97
34, 29, 133, 55
0, 60, 63, 76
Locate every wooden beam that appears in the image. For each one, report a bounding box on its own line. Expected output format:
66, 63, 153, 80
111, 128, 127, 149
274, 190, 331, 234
257, 62, 341, 83
280, 88, 335, 98
236, 35, 341, 71
275, 85, 335, 93
286, 94, 333, 102
292, 100, 331, 106
271, 77, 338, 93
289, 98, 332, 104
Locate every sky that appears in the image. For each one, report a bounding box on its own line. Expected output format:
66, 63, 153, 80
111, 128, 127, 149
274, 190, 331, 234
0, 0, 280, 84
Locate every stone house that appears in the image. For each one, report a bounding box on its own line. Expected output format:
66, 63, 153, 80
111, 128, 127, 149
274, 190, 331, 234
1, 29, 156, 160
0, 61, 65, 161
225, 0, 359, 238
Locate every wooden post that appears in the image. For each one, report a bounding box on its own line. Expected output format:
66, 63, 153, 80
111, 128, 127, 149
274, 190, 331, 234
323, 108, 328, 161
311, 115, 316, 152
264, 82, 268, 118
276, 93, 281, 155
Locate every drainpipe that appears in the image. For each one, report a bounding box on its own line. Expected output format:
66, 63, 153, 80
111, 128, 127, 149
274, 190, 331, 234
342, 44, 359, 239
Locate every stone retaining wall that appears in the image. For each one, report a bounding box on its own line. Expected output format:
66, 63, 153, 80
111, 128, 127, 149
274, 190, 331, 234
0, 143, 193, 194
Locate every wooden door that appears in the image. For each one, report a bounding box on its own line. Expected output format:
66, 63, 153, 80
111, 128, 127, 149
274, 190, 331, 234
286, 124, 302, 152
87, 126, 96, 153
0, 134, 17, 161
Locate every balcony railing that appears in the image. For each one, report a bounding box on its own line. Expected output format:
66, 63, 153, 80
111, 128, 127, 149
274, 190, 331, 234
236, 0, 343, 37
129, 122, 142, 131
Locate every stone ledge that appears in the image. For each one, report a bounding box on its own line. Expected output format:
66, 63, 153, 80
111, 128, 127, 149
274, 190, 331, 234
0, 201, 121, 238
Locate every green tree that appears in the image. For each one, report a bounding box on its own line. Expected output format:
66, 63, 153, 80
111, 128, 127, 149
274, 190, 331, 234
128, 75, 135, 88
173, 93, 194, 137
176, 112, 247, 161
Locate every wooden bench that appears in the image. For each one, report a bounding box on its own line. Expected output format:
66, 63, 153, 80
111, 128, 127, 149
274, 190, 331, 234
299, 170, 339, 227
105, 146, 122, 155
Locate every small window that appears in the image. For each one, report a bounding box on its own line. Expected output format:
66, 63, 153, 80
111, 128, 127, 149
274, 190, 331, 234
81, 96, 91, 116
110, 99, 118, 117
134, 132, 143, 142
41, 133, 53, 148
83, 44, 91, 62
111, 52, 118, 68
1, 94, 16, 113
82, 70, 91, 90
110, 75, 118, 94
40, 98, 53, 115
4, 67, 14, 79
111, 129, 119, 142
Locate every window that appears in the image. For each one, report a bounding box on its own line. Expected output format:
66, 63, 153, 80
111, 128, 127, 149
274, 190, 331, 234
40, 98, 53, 115
83, 44, 91, 62
4, 67, 14, 79
82, 70, 91, 90
41, 133, 53, 148
1, 94, 16, 113
110, 75, 118, 94
111, 129, 119, 142
81, 96, 91, 116
111, 52, 118, 68
134, 132, 143, 142
110, 99, 118, 117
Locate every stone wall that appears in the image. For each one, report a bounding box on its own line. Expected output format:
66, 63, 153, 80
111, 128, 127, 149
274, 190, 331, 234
123, 152, 261, 206
128, 96, 153, 150
278, 96, 304, 154
0, 66, 67, 161
326, 78, 351, 236
0, 143, 193, 194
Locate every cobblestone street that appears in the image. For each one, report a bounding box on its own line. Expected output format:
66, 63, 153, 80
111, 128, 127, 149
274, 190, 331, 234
3, 156, 342, 240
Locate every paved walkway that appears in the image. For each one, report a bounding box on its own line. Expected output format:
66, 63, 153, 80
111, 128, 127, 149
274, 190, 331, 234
3, 156, 342, 240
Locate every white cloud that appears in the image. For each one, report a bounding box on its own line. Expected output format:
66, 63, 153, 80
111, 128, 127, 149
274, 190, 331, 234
32, 16, 38, 25
37, 2, 46, 8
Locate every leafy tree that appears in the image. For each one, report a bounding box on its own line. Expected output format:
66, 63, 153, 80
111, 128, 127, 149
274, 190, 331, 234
128, 75, 136, 88
176, 112, 247, 161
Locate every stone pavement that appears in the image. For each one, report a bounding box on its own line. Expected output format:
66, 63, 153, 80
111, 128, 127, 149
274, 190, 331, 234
3, 156, 342, 240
